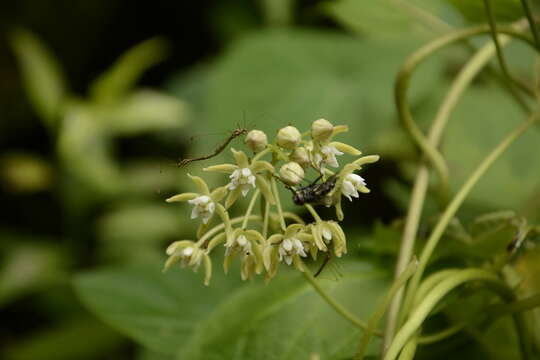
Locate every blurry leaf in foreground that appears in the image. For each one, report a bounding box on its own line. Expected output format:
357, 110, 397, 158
0, 238, 67, 306
10, 29, 67, 127
99, 90, 189, 136
57, 103, 122, 195
90, 37, 169, 103
74, 261, 389, 359
323, 0, 461, 38
96, 203, 194, 263
0, 153, 53, 193
447, 0, 523, 23
1, 316, 127, 360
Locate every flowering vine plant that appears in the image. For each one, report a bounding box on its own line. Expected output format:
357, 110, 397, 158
163, 119, 379, 284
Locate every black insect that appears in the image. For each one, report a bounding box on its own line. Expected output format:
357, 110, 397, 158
289, 174, 338, 206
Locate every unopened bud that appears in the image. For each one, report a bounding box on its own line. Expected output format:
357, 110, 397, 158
276, 126, 301, 149
289, 147, 310, 168
244, 130, 268, 153
279, 162, 304, 185
311, 118, 334, 142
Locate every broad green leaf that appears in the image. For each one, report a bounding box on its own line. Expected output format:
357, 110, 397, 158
1, 316, 126, 360
176, 263, 388, 360
96, 203, 195, 263
323, 0, 462, 38
57, 103, 122, 195
443, 85, 540, 217
74, 264, 245, 354
0, 238, 67, 306
90, 37, 168, 103
74, 261, 389, 359
138, 348, 174, 360
99, 90, 189, 135
10, 29, 67, 127
447, 0, 523, 22
169, 29, 446, 163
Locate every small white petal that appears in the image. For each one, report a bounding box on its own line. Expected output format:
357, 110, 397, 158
182, 247, 194, 257
241, 168, 252, 177
191, 207, 199, 219
322, 227, 332, 241
285, 256, 293, 265
282, 239, 293, 252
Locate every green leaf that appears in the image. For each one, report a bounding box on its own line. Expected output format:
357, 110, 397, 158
169, 29, 446, 162
10, 29, 67, 126
74, 264, 245, 354
1, 316, 126, 360
99, 90, 189, 135
57, 103, 122, 195
74, 261, 389, 359
0, 237, 67, 306
447, 0, 524, 23
90, 37, 169, 103
97, 203, 195, 263
443, 85, 540, 217
323, 0, 461, 38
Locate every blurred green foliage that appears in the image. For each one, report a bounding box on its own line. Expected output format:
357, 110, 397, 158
3, 0, 540, 359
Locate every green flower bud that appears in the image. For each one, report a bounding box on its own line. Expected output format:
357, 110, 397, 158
276, 126, 301, 149
279, 162, 304, 186
244, 129, 268, 153
311, 118, 334, 142
289, 147, 310, 169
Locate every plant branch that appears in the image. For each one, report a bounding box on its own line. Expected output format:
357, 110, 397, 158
302, 267, 378, 334
483, 0, 533, 106
355, 259, 418, 360
400, 112, 540, 323
384, 32, 518, 348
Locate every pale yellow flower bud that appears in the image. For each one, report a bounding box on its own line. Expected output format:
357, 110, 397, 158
244, 129, 268, 153
276, 126, 301, 149
279, 162, 304, 185
311, 118, 333, 142
289, 147, 310, 169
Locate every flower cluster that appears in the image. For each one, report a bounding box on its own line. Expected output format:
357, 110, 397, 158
164, 119, 379, 284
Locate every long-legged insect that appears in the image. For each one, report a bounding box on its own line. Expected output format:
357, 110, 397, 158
177, 127, 248, 167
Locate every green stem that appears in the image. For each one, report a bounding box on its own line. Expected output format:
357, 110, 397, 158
394, 24, 536, 203
384, 269, 514, 360
242, 190, 260, 229
252, 147, 271, 163
302, 267, 377, 334
355, 259, 418, 360
262, 200, 270, 238
400, 112, 539, 323
197, 215, 261, 247
520, 0, 540, 49
384, 33, 517, 347
483, 0, 534, 103
304, 203, 323, 223
270, 177, 287, 231
397, 338, 418, 360
418, 292, 540, 345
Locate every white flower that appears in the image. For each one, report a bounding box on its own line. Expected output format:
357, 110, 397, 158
225, 234, 252, 256
229, 167, 256, 196
278, 238, 307, 265
187, 195, 215, 224
321, 226, 332, 243
341, 173, 367, 201
313, 145, 344, 170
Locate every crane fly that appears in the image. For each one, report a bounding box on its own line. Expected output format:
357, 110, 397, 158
177, 127, 248, 167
